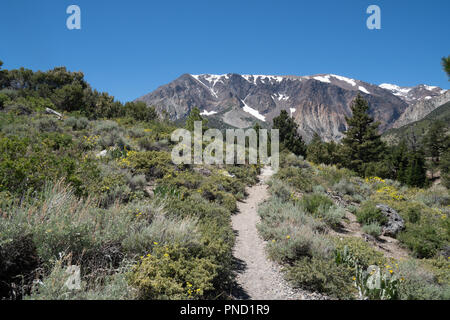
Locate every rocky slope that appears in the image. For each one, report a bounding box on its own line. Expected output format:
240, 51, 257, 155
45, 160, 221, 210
136, 74, 448, 141
391, 90, 450, 129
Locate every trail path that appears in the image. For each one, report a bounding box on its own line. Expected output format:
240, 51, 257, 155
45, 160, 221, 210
231, 167, 324, 300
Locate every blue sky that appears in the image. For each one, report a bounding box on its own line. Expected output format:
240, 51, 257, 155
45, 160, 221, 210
1, 0, 449, 102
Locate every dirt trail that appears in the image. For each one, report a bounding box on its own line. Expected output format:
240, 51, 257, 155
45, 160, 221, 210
231, 167, 323, 300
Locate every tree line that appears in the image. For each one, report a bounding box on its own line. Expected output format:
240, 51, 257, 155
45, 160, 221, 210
0, 60, 157, 122
273, 94, 449, 188
273, 58, 450, 188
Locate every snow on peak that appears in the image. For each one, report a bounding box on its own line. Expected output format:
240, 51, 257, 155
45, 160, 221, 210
423, 85, 438, 91
312, 74, 359, 87
313, 75, 331, 83
242, 75, 284, 84
330, 74, 357, 87
379, 83, 412, 97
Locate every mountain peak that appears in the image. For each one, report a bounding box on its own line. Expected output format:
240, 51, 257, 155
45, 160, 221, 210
136, 73, 449, 142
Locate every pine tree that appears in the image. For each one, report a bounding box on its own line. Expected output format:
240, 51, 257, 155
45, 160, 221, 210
307, 132, 328, 164
185, 107, 208, 132
273, 110, 306, 156
340, 94, 385, 175
423, 120, 446, 177
406, 150, 427, 187
440, 146, 450, 189
442, 55, 450, 79
389, 140, 410, 183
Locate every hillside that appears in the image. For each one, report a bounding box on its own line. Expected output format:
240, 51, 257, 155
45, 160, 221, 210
0, 64, 448, 302
383, 100, 450, 145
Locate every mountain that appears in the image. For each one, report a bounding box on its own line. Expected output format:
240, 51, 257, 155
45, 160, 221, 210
383, 100, 450, 145
391, 90, 450, 129
136, 73, 448, 141
379, 83, 446, 104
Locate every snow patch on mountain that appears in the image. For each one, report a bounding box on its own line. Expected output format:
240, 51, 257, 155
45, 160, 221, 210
313, 75, 331, 83
191, 75, 218, 98
273, 93, 290, 101
241, 100, 266, 122
242, 75, 284, 84
359, 86, 370, 94
379, 83, 412, 97
200, 110, 218, 116
331, 74, 357, 87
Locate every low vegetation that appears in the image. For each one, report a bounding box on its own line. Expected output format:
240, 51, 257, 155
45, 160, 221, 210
0, 62, 260, 300
259, 149, 449, 300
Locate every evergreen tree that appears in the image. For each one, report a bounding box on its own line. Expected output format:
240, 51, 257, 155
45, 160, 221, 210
405, 150, 427, 187
273, 110, 306, 156
423, 120, 447, 177
388, 140, 410, 183
442, 55, 450, 79
185, 107, 208, 132
307, 132, 329, 164
340, 94, 386, 175
440, 146, 450, 189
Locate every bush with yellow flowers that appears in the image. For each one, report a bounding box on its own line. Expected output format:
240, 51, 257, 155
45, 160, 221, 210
128, 244, 217, 300
118, 150, 174, 178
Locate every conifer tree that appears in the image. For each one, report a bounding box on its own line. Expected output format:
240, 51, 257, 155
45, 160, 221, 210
405, 150, 427, 187
273, 110, 306, 156
389, 140, 410, 183
307, 132, 328, 164
440, 147, 450, 189
442, 55, 450, 79
185, 107, 208, 132
423, 120, 446, 177
340, 94, 385, 175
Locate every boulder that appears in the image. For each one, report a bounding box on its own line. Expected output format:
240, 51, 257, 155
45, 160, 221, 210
376, 204, 405, 237
193, 167, 212, 176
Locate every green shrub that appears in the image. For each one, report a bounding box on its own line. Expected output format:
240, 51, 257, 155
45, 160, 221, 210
0, 135, 80, 196
362, 223, 382, 238
258, 196, 332, 263
398, 259, 450, 300
319, 205, 346, 228
128, 244, 217, 300
285, 256, 356, 299
226, 164, 259, 186
280, 152, 310, 169
405, 206, 421, 224
268, 178, 293, 202
65, 116, 89, 131
26, 259, 136, 300
274, 167, 313, 192
333, 237, 386, 268
398, 222, 446, 258
301, 193, 334, 215
35, 117, 61, 133
332, 179, 355, 196
265, 224, 334, 263
356, 201, 388, 225
122, 212, 201, 257
121, 150, 174, 179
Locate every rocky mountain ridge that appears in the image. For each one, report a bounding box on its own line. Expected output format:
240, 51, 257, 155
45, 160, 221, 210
136, 73, 448, 141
